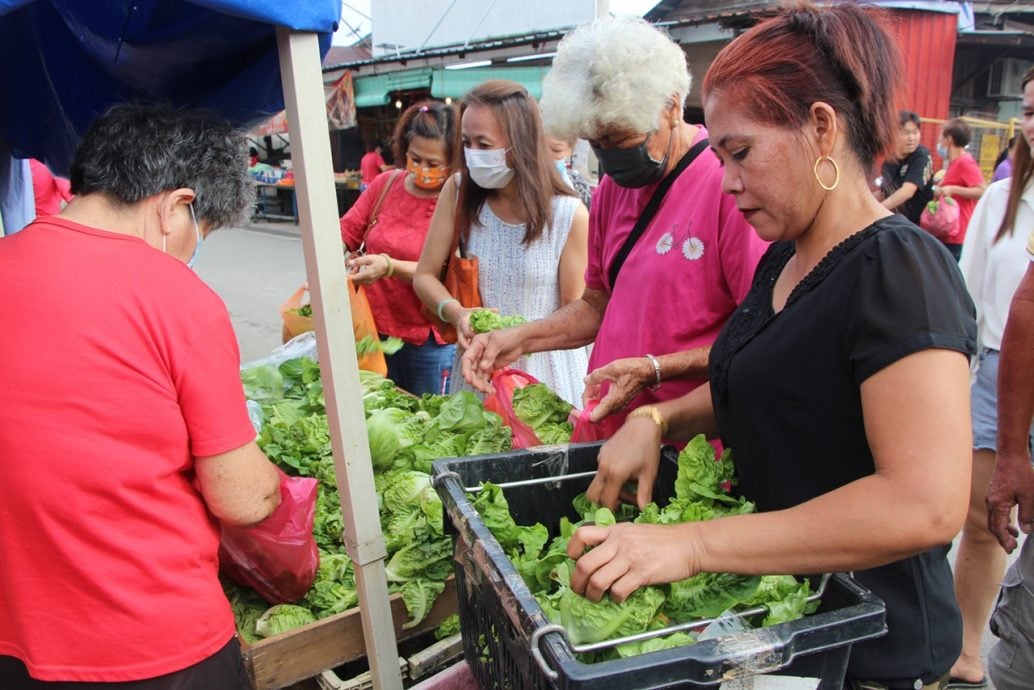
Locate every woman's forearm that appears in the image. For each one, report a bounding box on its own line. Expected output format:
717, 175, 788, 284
520, 288, 607, 353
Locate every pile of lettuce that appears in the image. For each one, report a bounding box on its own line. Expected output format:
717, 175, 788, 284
469, 309, 528, 334
230, 357, 512, 643
471, 436, 819, 661
512, 383, 574, 445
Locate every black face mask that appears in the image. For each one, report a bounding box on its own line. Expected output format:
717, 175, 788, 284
592, 129, 673, 188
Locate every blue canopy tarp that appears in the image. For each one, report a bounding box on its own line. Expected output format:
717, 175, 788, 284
0, 0, 339, 176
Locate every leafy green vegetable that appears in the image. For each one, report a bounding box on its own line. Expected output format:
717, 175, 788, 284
664, 573, 762, 621
356, 334, 405, 356
434, 613, 461, 640
469, 308, 528, 333
240, 364, 284, 402
400, 579, 447, 630
366, 408, 425, 471
557, 562, 666, 645
385, 538, 453, 583
302, 553, 358, 618
224, 579, 271, 644
512, 383, 574, 444
255, 604, 317, 638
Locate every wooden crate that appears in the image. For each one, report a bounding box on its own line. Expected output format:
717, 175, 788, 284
241, 579, 457, 690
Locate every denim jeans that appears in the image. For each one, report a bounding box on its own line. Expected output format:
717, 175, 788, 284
384, 334, 455, 396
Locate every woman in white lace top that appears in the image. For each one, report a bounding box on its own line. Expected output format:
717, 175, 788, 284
414, 79, 589, 405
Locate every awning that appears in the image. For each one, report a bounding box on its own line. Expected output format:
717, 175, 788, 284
0, 0, 339, 176
352, 64, 550, 107
354, 68, 434, 107
430, 65, 550, 100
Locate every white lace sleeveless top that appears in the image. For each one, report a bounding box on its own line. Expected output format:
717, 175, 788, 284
450, 194, 589, 406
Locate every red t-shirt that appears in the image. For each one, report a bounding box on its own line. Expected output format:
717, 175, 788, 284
29, 159, 72, 217
340, 171, 447, 345
942, 152, 985, 244
0, 217, 257, 681
360, 151, 386, 184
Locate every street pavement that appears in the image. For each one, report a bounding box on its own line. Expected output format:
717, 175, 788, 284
201, 221, 1022, 689
194, 220, 306, 364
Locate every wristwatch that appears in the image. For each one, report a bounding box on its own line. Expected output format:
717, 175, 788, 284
626, 405, 668, 437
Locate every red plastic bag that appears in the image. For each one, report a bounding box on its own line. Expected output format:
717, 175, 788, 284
483, 368, 546, 449
570, 399, 625, 443
919, 196, 960, 242
218, 467, 320, 604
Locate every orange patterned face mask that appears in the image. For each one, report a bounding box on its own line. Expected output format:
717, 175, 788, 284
407, 157, 449, 190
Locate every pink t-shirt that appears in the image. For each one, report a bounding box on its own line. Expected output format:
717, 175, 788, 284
942, 152, 984, 244
586, 127, 768, 416
0, 217, 256, 681
341, 170, 446, 345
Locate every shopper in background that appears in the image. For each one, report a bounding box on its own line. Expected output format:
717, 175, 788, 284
413, 79, 590, 406
936, 117, 987, 260
547, 135, 594, 210
954, 65, 1034, 690
359, 140, 389, 190
0, 104, 281, 689
341, 101, 460, 396
879, 110, 933, 225
572, 5, 975, 689
28, 158, 72, 217
991, 135, 1016, 183
460, 16, 766, 429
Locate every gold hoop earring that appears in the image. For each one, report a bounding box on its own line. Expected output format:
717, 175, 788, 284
813, 155, 840, 191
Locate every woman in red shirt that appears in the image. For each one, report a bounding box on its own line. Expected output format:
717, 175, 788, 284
936, 118, 987, 260
340, 101, 459, 395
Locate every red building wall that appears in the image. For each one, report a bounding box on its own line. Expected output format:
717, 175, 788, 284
888, 9, 958, 161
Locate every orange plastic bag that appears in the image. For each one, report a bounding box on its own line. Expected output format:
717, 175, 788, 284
348, 278, 388, 376
483, 368, 548, 449
219, 468, 320, 604
278, 282, 387, 376
279, 285, 313, 342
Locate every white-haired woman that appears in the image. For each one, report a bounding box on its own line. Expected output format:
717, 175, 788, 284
461, 15, 767, 447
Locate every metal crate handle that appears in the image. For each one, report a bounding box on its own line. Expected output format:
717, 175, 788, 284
530, 624, 567, 681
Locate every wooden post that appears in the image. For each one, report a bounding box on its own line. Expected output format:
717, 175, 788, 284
275, 27, 403, 690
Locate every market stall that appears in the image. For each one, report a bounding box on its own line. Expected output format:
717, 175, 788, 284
0, 2, 405, 687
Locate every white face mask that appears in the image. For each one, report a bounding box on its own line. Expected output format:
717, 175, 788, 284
464, 147, 514, 189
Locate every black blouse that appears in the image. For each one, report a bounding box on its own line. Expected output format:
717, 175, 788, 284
708, 215, 976, 687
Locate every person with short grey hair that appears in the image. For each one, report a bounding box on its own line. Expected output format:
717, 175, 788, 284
462, 15, 767, 440
0, 103, 280, 688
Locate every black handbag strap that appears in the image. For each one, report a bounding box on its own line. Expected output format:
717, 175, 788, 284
607, 138, 711, 290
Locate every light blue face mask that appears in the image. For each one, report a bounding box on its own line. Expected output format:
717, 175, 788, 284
186, 202, 202, 269
936, 143, 948, 159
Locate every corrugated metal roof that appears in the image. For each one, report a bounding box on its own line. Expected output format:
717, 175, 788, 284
645, 0, 778, 25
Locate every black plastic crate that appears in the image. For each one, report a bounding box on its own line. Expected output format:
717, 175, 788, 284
432, 442, 887, 690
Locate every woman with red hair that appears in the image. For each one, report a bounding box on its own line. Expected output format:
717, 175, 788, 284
569, 4, 976, 688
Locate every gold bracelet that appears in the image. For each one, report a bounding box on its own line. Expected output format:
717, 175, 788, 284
626, 405, 668, 437
380, 253, 394, 277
